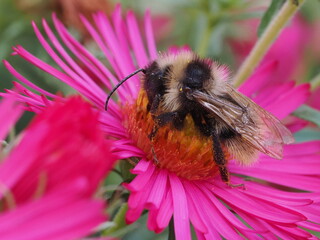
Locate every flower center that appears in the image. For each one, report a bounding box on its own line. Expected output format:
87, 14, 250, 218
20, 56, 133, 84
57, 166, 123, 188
122, 90, 230, 180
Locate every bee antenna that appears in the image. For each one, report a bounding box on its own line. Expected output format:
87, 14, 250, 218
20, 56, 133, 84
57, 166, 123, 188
105, 68, 145, 111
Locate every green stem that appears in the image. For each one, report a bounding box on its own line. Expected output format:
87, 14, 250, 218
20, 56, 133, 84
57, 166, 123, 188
310, 72, 320, 91
8, 127, 16, 144
233, 0, 306, 87
168, 217, 175, 240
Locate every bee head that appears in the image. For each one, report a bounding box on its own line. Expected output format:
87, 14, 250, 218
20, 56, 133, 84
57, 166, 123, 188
180, 59, 211, 99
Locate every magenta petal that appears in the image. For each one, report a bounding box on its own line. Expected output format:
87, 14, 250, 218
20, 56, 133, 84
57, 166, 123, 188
191, 183, 247, 239
232, 167, 320, 191
182, 181, 208, 234
126, 163, 155, 192
53, 14, 119, 90
264, 83, 310, 119
126, 177, 154, 224
283, 141, 320, 156
126, 10, 149, 68
0, 96, 23, 140
131, 158, 152, 174
39, 19, 107, 105
3, 61, 57, 99
127, 173, 156, 209
0, 180, 106, 240
231, 180, 313, 207
239, 61, 278, 96
147, 209, 161, 232
253, 81, 295, 108
146, 170, 168, 209
169, 173, 191, 240
156, 187, 173, 230
84, 13, 127, 79
199, 182, 267, 234
299, 221, 320, 232
144, 9, 158, 61
212, 185, 306, 224
112, 5, 131, 62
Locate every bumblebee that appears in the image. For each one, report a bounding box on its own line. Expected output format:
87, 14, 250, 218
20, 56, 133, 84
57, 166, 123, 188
106, 52, 294, 184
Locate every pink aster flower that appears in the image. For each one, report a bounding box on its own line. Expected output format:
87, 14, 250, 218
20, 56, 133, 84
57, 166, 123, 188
0, 96, 116, 239
2, 5, 320, 239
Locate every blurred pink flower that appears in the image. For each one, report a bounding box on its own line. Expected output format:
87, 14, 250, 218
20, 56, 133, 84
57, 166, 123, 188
230, 15, 309, 84
230, 15, 317, 129
0, 96, 116, 240
2, 5, 319, 240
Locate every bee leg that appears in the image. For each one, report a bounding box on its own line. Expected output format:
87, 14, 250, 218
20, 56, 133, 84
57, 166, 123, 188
148, 94, 162, 115
211, 132, 230, 183
151, 146, 159, 164
212, 131, 245, 189
148, 125, 159, 164
148, 124, 159, 140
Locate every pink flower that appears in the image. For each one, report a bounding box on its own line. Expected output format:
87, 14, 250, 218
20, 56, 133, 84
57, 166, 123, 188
230, 15, 309, 84
230, 15, 314, 131
2, 5, 319, 239
0, 96, 116, 239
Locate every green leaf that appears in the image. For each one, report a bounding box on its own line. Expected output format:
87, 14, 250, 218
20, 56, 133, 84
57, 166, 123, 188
257, 0, 286, 37
119, 158, 138, 182
293, 104, 320, 127
103, 203, 132, 237
294, 128, 320, 142
123, 213, 168, 240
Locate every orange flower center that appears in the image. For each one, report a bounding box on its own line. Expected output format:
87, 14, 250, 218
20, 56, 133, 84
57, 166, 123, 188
122, 90, 230, 180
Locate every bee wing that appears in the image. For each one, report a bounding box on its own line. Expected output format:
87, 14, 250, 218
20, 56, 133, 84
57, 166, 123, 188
191, 85, 294, 159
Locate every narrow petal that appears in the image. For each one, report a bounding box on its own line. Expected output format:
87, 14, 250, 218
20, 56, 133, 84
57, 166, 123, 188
145, 170, 168, 209
126, 11, 149, 68
144, 9, 158, 61
169, 173, 191, 240
156, 187, 173, 230
0, 97, 23, 140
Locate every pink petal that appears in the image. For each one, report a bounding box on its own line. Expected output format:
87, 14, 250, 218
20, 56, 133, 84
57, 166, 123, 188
231, 167, 320, 191
0, 180, 106, 240
239, 61, 278, 96
156, 187, 173, 230
144, 9, 158, 61
126, 10, 149, 68
0, 96, 23, 140
265, 83, 310, 119
125, 161, 155, 192
3, 61, 57, 99
145, 170, 168, 209
169, 173, 191, 240
211, 184, 306, 224
183, 182, 208, 234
